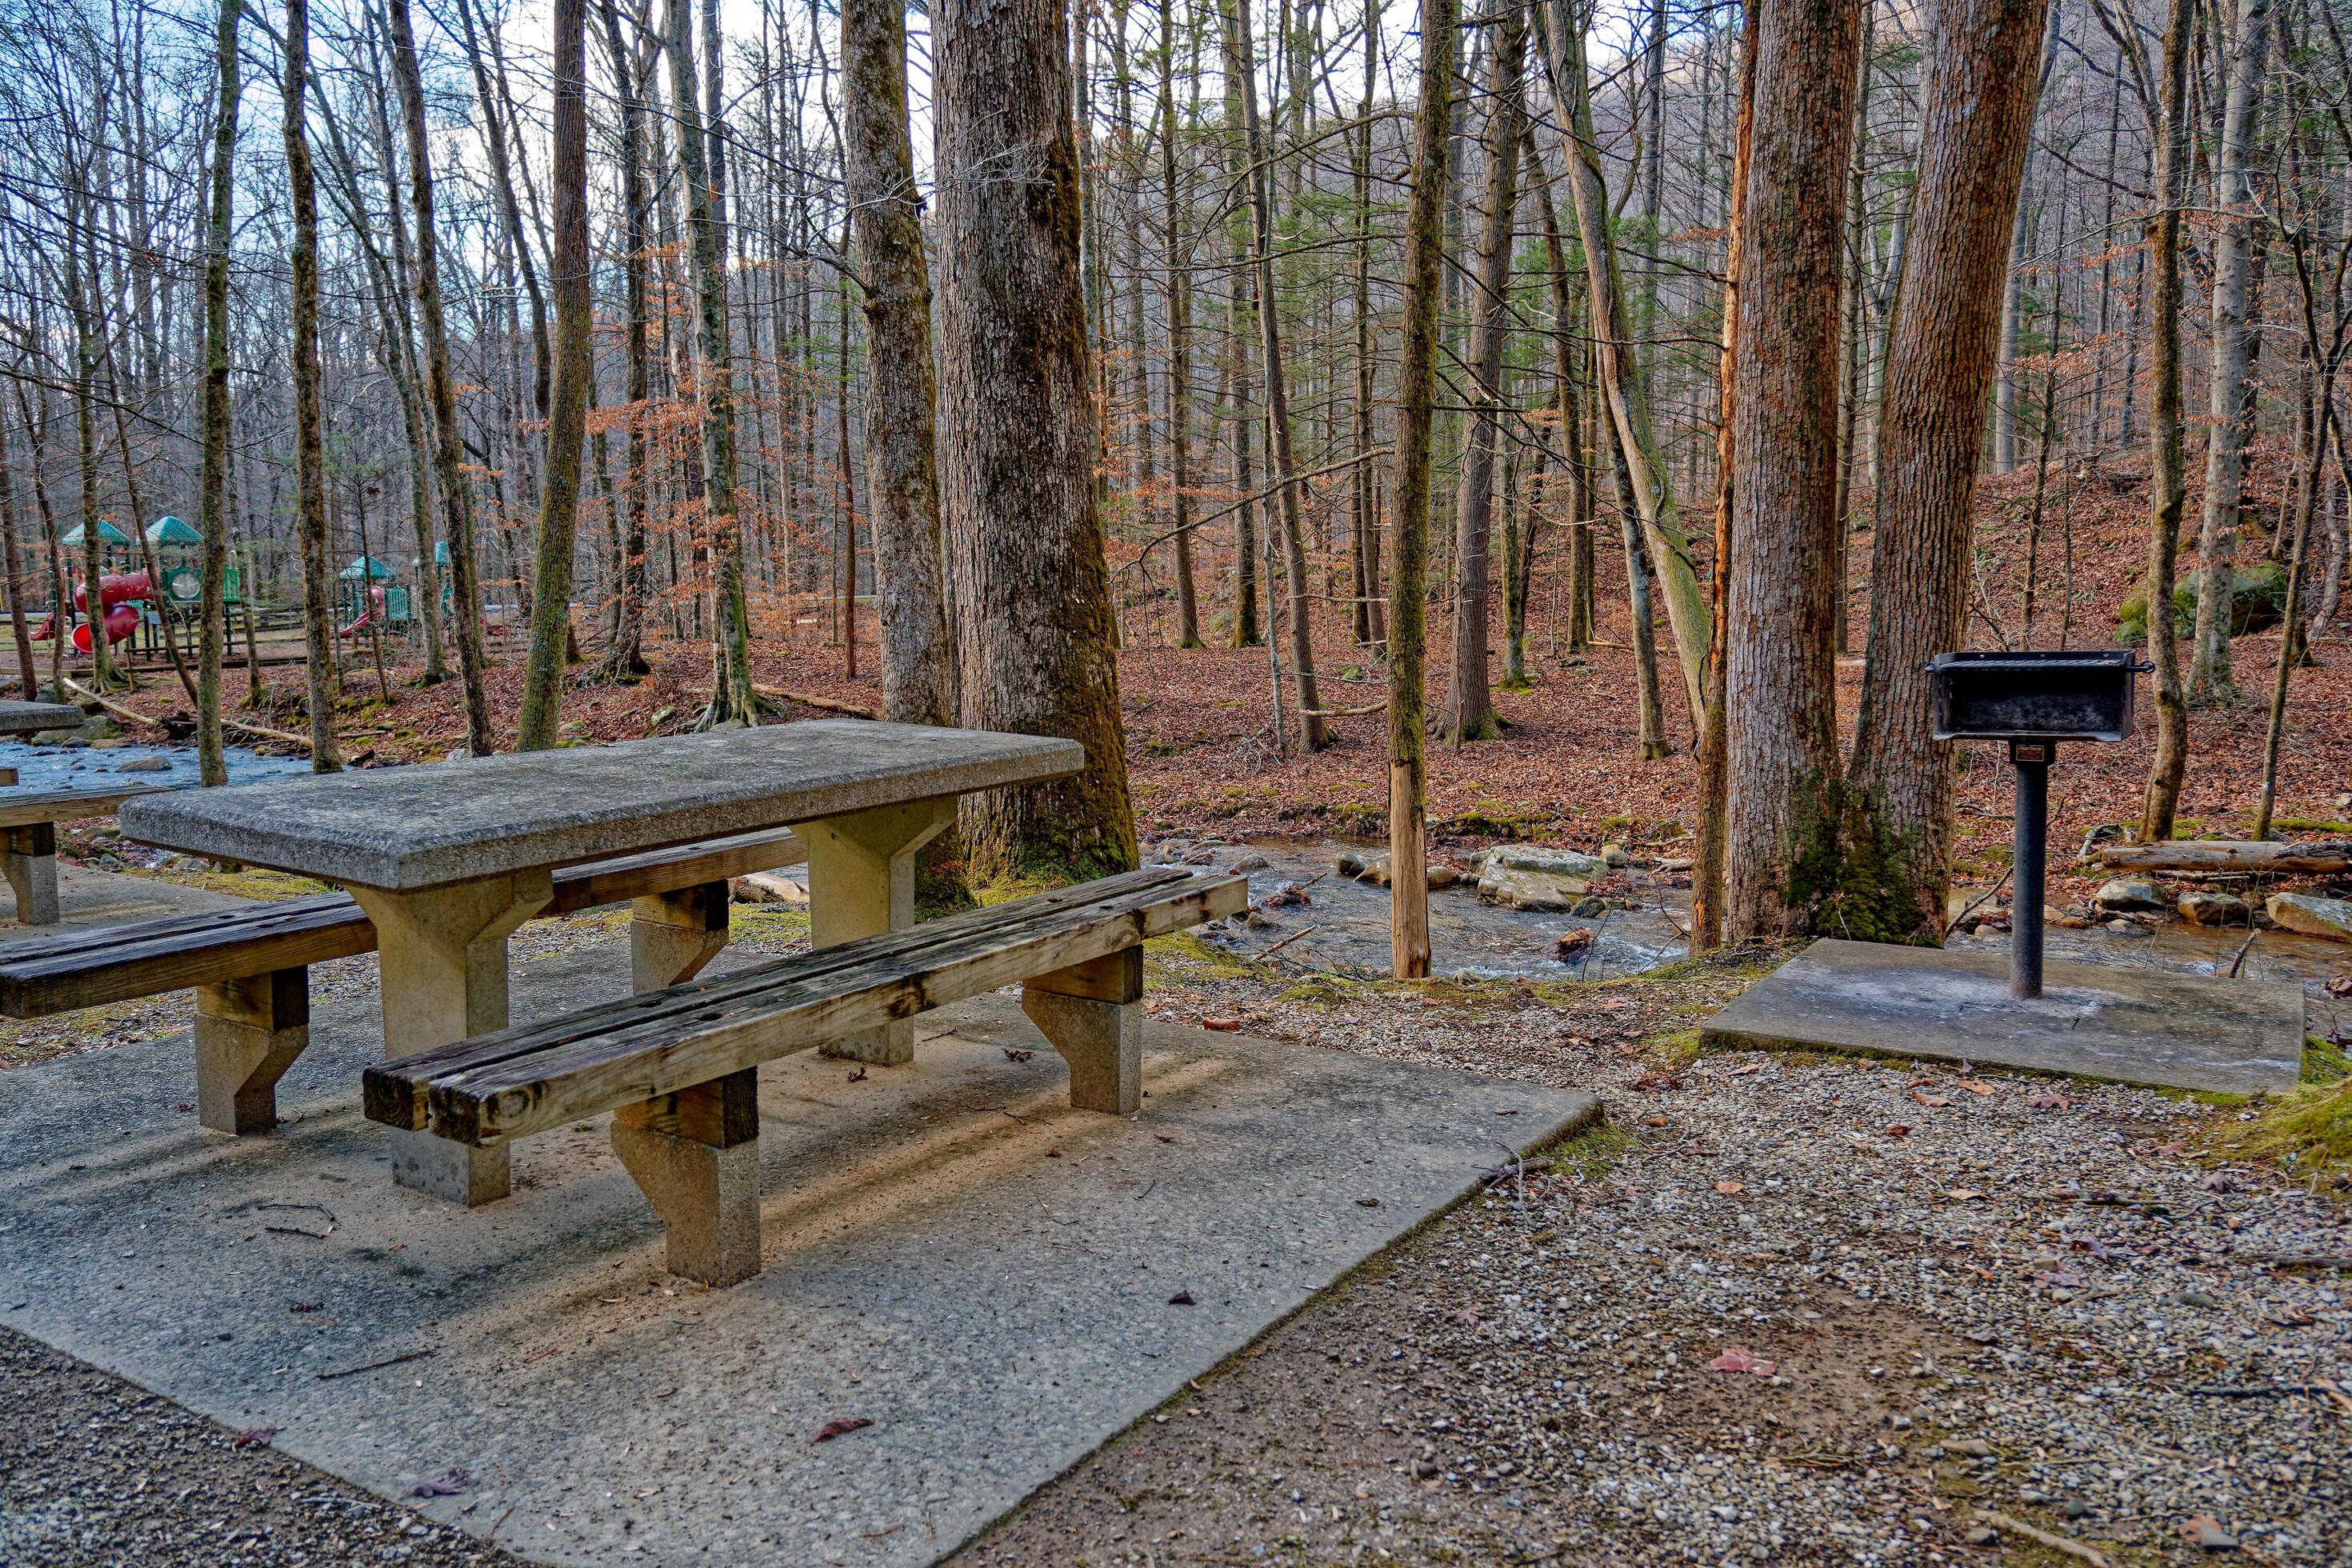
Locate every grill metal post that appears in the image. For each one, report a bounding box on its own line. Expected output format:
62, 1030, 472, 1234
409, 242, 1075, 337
2009, 741, 2050, 1000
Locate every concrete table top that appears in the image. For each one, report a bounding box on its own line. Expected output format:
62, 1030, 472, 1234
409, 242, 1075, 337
0, 699, 84, 736
119, 720, 1082, 890
1702, 937, 2307, 1094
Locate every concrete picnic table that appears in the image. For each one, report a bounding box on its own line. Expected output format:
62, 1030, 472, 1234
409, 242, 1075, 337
0, 699, 84, 738
120, 720, 1084, 1203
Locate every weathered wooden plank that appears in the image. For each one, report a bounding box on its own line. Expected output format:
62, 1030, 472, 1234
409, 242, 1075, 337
431, 876, 1238, 1146
0, 786, 169, 830
0, 828, 804, 1018
366, 870, 1244, 1146
362, 869, 1185, 1103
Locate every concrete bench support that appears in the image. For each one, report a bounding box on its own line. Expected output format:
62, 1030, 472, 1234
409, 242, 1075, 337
194, 967, 310, 1134
2, 823, 58, 927
1022, 948, 1144, 1115
352, 870, 553, 1207
610, 1068, 760, 1287
799, 798, 955, 1067
630, 880, 730, 992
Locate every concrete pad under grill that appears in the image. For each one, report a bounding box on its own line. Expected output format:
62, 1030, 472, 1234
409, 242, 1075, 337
0, 923, 1597, 1567
1702, 937, 2306, 1094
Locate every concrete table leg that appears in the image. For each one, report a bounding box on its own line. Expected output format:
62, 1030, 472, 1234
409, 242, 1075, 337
2, 823, 58, 926
630, 879, 730, 991
798, 798, 954, 1066
351, 870, 554, 1206
611, 1068, 760, 1286
194, 967, 309, 1134
1022, 948, 1144, 1114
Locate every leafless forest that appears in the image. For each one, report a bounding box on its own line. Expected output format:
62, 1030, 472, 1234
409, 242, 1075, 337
1, 0, 2348, 941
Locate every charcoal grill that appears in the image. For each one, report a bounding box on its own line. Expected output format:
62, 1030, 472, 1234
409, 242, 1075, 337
1926, 650, 2150, 1000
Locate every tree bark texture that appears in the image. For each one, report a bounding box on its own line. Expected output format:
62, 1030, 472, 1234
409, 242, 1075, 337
1440, 0, 1525, 745
843, 0, 955, 727
386, 0, 495, 754
197, 0, 239, 782
2186, 0, 2274, 704
934, 0, 1136, 884
282, 0, 343, 771
1386, 0, 1458, 981
666, 0, 759, 729
518, 0, 592, 750
1842, 0, 2054, 940
2138, 0, 2196, 843
1722, 0, 1861, 939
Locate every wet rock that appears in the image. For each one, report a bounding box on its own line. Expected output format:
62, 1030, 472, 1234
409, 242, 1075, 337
1477, 846, 1604, 912
2265, 892, 2352, 943
29, 728, 78, 746
1223, 853, 1271, 873
1570, 896, 1609, 918
1335, 849, 1374, 878
2178, 890, 2250, 926
2094, 878, 2163, 913
2102, 917, 2153, 936
1600, 843, 1630, 869
1426, 864, 1462, 890
74, 715, 122, 743
2049, 906, 2095, 930
733, 872, 808, 906
1657, 857, 1693, 874
114, 756, 171, 774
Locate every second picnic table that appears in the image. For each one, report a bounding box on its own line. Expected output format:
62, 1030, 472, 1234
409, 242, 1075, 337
120, 719, 1082, 1203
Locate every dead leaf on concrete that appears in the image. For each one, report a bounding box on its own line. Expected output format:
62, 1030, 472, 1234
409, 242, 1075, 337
811, 1418, 872, 1444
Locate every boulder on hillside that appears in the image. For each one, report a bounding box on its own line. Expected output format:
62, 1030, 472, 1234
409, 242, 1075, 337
2266, 892, 2352, 944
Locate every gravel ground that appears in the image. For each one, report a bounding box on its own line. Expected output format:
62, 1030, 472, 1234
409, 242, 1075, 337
2, 894, 2344, 1566
0, 1327, 522, 1566
957, 942, 2351, 1567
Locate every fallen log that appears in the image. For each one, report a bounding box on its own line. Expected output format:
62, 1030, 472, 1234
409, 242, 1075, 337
750, 683, 878, 720
2099, 839, 2351, 874
59, 675, 314, 753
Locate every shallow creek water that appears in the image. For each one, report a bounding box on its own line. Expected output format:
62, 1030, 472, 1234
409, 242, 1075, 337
0, 738, 311, 794
1157, 834, 2350, 1014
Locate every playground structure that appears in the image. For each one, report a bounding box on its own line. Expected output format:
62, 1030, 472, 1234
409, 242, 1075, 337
335, 556, 416, 640
23, 518, 255, 666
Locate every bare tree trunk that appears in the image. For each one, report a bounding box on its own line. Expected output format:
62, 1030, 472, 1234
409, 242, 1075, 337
1349, 0, 1383, 647
842, 0, 954, 726
665, 0, 758, 728
935, 0, 1136, 882
1163, 0, 1204, 648
1534, 0, 1711, 733
518, 0, 592, 750
1691, 6, 1757, 954
283, 0, 342, 771
1386, 0, 1458, 980
595, 0, 654, 682
452, 0, 551, 422
2139, 0, 2197, 843
1840, 0, 2055, 939
0, 432, 34, 700
1222, 0, 1324, 750
1722, 0, 1862, 938
1440, 0, 1526, 745
2186, 0, 2275, 704
386, 0, 495, 754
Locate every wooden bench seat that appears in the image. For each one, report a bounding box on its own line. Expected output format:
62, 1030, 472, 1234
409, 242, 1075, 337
0, 826, 804, 1134
0, 784, 170, 926
364, 866, 1247, 1285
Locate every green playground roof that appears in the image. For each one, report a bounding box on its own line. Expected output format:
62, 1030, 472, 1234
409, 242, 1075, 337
146, 515, 202, 544
339, 555, 397, 580
61, 520, 133, 546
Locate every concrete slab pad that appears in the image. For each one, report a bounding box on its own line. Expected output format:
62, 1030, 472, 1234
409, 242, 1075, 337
0, 700, 86, 735
1702, 937, 2306, 1094
0, 931, 1596, 1567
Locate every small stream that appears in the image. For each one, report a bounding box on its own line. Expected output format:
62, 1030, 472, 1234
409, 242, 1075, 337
1153, 834, 2352, 1010
0, 738, 312, 794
